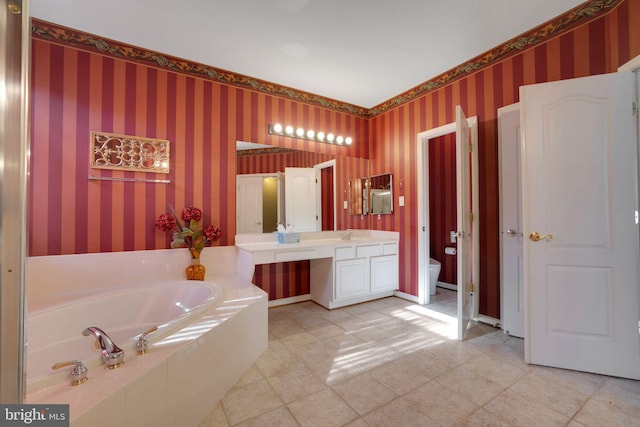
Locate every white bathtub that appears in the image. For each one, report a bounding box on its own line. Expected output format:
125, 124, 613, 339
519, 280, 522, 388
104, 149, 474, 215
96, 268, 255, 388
27, 281, 221, 393
25, 248, 267, 427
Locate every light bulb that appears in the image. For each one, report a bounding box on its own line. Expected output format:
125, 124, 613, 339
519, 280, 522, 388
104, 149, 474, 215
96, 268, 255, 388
285, 126, 294, 135
306, 130, 315, 139
327, 133, 335, 142
317, 132, 325, 141
296, 128, 305, 137
336, 136, 344, 144
345, 137, 353, 145
273, 123, 283, 133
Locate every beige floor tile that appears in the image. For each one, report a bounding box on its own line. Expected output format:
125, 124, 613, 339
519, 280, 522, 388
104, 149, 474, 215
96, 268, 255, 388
268, 317, 307, 339
231, 363, 265, 388
198, 401, 229, 427
266, 363, 327, 404
254, 340, 306, 378
221, 379, 283, 426
342, 418, 370, 427
458, 352, 529, 387
287, 388, 359, 427
420, 339, 483, 369
484, 388, 569, 427
598, 377, 640, 417
530, 365, 606, 396
235, 406, 299, 427
454, 408, 513, 427
292, 313, 335, 330
404, 380, 479, 426
369, 353, 444, 395
363, 398, 440, 427
332, 372, 398, 415
436, 367, 505, 406
574, 393, 640, 427
509, 371, 589, 417
279, 330, 323, 352
213, 296, 640, 426
306, 322, 347, 340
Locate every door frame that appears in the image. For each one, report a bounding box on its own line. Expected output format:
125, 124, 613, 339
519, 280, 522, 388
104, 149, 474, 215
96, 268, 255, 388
314, 159, 337, 231
416, 115, 479, 316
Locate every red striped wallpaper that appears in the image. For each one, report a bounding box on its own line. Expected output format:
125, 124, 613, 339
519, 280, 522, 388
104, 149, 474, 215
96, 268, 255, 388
29, 0, 640, 316
428, 133, 457, 285
237, 149, 332, 175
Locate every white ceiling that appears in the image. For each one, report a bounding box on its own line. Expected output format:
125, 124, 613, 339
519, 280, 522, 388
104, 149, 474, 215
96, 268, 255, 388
30, 0, 586, 108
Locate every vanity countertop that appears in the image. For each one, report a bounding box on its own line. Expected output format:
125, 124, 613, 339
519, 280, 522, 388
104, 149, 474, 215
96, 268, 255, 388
235, 230, 399, 253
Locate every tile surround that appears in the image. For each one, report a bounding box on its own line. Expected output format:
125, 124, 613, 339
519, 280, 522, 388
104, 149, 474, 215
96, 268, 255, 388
199, 289, 640, 426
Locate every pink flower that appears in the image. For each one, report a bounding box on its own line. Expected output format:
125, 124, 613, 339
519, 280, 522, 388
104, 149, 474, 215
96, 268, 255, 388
156, 206, 222, 251
203, 225, 222, 242
182, 207, 202, 222
155, 213, 177, 232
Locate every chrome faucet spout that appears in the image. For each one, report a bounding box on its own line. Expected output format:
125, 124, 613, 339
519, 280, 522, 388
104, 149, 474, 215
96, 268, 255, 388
82, 326, 125, 368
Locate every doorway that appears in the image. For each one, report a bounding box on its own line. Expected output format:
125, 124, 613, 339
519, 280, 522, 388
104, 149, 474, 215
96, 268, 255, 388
416, 107, 479, 340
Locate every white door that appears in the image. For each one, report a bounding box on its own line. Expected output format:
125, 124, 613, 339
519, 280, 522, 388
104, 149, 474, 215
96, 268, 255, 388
456, 106, 473, 341
236, 175, 263, 234
284, 167, 318, 232
498, 103, 525, 338
521, 71, 640, 379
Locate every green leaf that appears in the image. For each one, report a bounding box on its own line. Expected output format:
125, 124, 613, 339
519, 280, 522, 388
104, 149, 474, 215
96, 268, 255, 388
170, 238, 185, 248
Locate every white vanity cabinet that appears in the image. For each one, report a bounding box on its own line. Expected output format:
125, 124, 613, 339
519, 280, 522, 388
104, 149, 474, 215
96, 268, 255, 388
335, 258, 369, 300
325, 241, 399, 309
236, 231, 399, 309
370, 243, 399, 293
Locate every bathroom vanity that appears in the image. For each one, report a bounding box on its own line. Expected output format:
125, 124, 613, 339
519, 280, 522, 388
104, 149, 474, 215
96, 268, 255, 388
236, 230, 400, 309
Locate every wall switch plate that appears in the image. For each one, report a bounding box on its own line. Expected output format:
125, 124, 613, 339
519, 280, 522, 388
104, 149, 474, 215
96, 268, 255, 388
343, 200, 348, 209
399, 196, 405, 206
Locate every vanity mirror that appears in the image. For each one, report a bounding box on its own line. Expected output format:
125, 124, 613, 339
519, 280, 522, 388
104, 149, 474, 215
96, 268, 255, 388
369, 173, 393, 214
236, 141, 369, 234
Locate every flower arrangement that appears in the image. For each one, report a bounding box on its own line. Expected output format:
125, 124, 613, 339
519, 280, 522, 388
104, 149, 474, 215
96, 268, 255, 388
155, 206, 222, 255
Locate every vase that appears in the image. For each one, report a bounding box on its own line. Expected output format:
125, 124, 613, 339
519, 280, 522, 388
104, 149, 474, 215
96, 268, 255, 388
185, 249, 205, 280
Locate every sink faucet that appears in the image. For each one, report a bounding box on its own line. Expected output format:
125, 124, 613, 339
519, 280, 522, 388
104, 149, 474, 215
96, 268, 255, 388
82, 326, 125, 368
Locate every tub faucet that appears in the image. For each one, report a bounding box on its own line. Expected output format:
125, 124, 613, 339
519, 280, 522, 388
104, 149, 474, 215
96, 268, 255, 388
82, 326, 125, 368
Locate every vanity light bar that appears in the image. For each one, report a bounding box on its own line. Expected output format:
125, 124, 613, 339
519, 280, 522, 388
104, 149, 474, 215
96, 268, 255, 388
268, 124, 353, 146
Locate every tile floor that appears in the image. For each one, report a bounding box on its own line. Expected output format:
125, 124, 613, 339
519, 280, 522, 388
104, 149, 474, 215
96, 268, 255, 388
199, 288, 640, 426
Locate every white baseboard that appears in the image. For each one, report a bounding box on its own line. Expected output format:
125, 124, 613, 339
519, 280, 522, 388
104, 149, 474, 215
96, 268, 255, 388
476, 314, 501, 328
393, 291, 420, 304
268, 294, 312, 308
436, 281, 457, 291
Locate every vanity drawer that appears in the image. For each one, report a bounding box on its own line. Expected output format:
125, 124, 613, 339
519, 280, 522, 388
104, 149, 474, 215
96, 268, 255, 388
356, 244, 382, 258
335, 246, 356, 260
276, 250, 317, 262
383, 243, 398, 255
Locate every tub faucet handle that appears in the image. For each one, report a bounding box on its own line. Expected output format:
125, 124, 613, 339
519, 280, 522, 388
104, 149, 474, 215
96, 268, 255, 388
136, 325, 158, 355
52, 360, 88, 386
82, 326, 125, 368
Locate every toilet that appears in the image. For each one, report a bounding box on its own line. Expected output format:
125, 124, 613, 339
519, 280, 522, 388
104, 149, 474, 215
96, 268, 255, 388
429, 258, 441, 295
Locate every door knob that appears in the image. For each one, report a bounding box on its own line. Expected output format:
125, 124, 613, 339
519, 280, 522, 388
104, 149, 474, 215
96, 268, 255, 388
506, 229, 523, 237
529, 231, 553, 242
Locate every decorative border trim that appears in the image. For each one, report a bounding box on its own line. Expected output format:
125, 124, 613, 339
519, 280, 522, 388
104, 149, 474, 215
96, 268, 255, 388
31, 0, 619, 118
